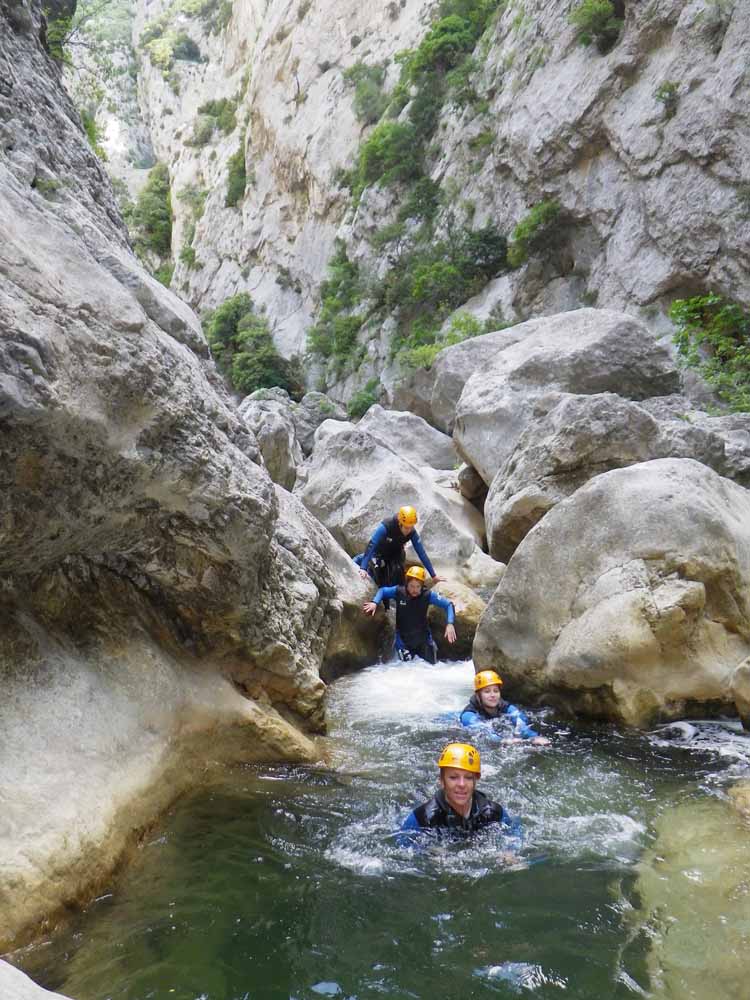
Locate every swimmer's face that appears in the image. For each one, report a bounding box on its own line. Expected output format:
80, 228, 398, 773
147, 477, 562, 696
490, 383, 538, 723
479, 685, 501, 709
440, 767, 477, 815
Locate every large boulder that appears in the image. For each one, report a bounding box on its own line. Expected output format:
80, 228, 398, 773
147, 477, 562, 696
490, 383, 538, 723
294, 426, 502, 589
273, 487, 381, 681
630, 799, 750, 1000
0, 961, 72, 1000
474, 459, 750, 727
239, 388, 304, 490
0, 29, 372, 951
385, 324, 528, 433
357, 404, 458, 470
454, 309, 680, 487
292, 391, 347, 456
484, 392, 728, 562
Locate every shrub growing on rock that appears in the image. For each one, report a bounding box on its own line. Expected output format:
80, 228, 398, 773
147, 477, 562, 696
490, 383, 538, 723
507, 199, 562, 268
671, 294, 750, 412
348, 378, 381, 419
568, 0, 623, 54
225, 142, 247, 207
342, 62, 388, 125
206, 294, 302, 397
131, 162, 172, 257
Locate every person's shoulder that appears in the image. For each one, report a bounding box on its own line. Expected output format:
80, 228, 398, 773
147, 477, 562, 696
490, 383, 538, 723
475, 789, 505, 822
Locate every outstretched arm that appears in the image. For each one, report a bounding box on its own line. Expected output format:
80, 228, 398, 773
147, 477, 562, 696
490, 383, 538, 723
459, 709, 503, 742
409, 530, 436, 579
427, 590, 456, 643
363, 585, 399, 615
503, 703, 550, 744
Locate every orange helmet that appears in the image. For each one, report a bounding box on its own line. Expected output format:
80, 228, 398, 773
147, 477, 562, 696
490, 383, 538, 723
397, 505, 418, 529
405, 565, 428, 583
438, 743, 480, 774
474, 670, 503, 692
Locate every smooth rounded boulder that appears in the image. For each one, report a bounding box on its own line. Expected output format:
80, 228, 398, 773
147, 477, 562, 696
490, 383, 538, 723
454, 309, 680, 487
356, 404, 458, 470
484, 392, 727, 562
474, 458, 750, 727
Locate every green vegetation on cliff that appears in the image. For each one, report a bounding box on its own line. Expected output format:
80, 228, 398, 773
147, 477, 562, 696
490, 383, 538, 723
129, 162, 173, 259
207, 294, 303, 397
568, 0, 623, 54
310, 0, 508, 381
671, 294, 750, 412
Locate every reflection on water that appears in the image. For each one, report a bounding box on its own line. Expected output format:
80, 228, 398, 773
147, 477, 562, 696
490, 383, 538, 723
16, 659, 750, 1000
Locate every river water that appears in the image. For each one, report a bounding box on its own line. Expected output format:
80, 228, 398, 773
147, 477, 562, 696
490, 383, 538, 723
18, 659, 750, 1000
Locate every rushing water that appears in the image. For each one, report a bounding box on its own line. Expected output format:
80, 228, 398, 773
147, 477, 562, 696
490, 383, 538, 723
17, 659, 750, 1000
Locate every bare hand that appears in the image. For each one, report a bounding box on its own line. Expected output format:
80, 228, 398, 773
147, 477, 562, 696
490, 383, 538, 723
444, 624, 457, 644
359, 568, 370, 581
531, 736, 551, 746
362, 602, 378, 616
431, 575, 445, 584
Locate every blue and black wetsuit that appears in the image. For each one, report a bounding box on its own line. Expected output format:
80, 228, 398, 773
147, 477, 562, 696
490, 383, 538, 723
399, 788, 515, 845
354, 515, 436, 589
460, 693, 539, 740
372, 585, 454, 663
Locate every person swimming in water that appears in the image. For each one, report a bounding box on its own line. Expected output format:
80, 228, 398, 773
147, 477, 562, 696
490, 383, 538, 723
460, 670, 550, 746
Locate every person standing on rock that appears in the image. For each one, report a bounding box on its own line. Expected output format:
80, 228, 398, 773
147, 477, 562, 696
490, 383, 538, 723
461, 670, 550, 746
398, 743, 518, 845
362, 565, 456, 664
355, 506, 441, 600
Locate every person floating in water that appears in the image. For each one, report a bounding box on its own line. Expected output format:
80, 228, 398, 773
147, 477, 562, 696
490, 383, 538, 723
400, 743, 517, 841
362, 565, 455, 664
354, 506, 441, 593
461, 670, 550, 746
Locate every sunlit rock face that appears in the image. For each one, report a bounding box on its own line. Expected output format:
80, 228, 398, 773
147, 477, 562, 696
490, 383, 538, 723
0, 0, 377, 952
474, 458, 750, 727
630, 797, 750, 999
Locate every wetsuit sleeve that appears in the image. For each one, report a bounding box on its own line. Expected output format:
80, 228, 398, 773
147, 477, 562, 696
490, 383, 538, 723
395, 810, 423, 848
361, 523, 387, 573
409, 530, 436, 578
427, 590, 455, 624
459, 711, 502, 743
372, 586, 399, 605
503, 702, 539, 739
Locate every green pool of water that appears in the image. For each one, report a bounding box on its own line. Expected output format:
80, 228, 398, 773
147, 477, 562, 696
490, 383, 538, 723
17, 660, 750, 1000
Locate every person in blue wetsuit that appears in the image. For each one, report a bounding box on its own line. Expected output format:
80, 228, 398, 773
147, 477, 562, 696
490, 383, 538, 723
354, 506, 441, 597
461, 670, 550, 746
399, 743, 518, 849
362, 565, 455, 663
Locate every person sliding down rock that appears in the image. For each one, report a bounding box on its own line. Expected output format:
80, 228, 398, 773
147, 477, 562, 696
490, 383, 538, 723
461, 670, 550, 746
398, 743, 519, 848
354, 506, 442, 608
362, 565, 455, 664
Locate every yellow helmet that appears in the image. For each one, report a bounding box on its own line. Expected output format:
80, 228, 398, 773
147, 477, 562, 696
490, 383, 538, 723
438, 743, 481, 774
405, 565, 428, 583
397, 505, 418, 529
474, 669, 503, 692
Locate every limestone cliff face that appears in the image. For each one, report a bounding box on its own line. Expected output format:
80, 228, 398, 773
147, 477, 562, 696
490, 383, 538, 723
131, 0, 433, 357
127, 0, 748, 399
0, 0, 376, 951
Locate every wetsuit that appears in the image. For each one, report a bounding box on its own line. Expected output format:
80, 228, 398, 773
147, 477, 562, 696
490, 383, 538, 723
372, 585, 455, 664
399, 788, 514, 844
460, 693, 539, 740
354, 515, 436, 589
